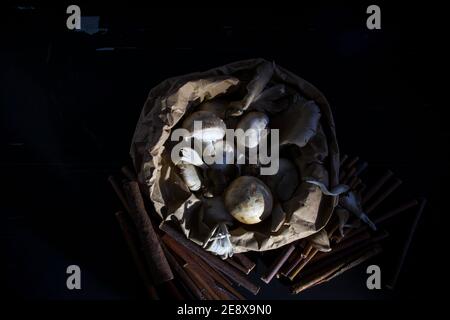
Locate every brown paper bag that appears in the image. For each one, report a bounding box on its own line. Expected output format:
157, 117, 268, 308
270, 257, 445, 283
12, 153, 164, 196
130, 59, 340, 255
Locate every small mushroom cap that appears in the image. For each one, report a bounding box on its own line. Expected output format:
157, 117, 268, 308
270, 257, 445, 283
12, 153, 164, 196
224, 176, 273, 224
236, 111, 269, 148
182, 111, 226, 142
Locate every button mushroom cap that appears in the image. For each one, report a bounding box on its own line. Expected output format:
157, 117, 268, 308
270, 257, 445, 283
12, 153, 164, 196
224, 176, 273, 224
236, 111, 269, 149
182, 110, 226, 143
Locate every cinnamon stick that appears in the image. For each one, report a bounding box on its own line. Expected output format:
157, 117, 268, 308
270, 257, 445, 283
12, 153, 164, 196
162, 243, 206, 300
281, 244, 311, 277
303, 231, 388, 278
288, 248, 319, 280
160, 223, 260, 295
232, 253, 256, 274
123, 181, 173, 284
312, 231, 372, 264
343, 199, 419, 241
163, 235, 242, 300
261, 244, 295, 284
115, 211, 159, 300
291, 246, 383, 294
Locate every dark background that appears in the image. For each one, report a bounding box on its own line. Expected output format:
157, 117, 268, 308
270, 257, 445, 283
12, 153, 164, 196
0, 2, 445, 300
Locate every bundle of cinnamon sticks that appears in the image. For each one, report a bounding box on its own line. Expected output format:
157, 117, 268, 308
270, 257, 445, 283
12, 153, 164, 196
260, 155, 426, 294
109, 154, 425, 298
108, 168, 257, 300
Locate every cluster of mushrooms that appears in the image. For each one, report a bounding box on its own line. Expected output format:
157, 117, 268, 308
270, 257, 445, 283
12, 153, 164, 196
169, 79, 301, 258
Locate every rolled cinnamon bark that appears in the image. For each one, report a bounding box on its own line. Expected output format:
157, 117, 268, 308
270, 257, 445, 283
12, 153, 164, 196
123, 181, 174, 284
161, 223, 260, 295
115, 211, 159, 300
261, 244, 295, 284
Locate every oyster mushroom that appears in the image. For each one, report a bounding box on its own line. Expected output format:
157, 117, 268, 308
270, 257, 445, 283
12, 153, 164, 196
224, 176, 273, 224
264, 158, 299, 202
236, 112, 269, 149
182, 111, 226, 143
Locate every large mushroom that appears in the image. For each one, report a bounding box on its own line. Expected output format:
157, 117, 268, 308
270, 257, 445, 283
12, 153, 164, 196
224, 176, 273, 225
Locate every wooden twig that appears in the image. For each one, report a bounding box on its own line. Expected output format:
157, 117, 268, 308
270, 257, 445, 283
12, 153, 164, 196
281, 244, 311, 277
386, 198, 426, 290
261, 244, 295, 284
312, 231, 372, 264
163, 235, 242, 300
375, 199, 419, 224
226, 258, 251, 275
304, 231, 388, 279
162, 243, 205, 300
160, 223, 260, 295
123, 181, 174, 284
291, 246, 383, 294
288, 248, 319, 281
115, 211, 159, 300
233, 253, 256, 274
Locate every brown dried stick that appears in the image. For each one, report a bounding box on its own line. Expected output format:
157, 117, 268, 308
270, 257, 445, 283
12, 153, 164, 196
261, 244, 296, 284
162, 243, 206, 300
123, 181, 174, 284
281, 244, 312, 277
344, 199, 419, 241
163, 235, 242, 300
292, 246, 382, 294
160, 223, 260, 295
115, 211, 159, 300
288, 248, 319, 281
233, 253, 256, 273
226, 258, 251, 275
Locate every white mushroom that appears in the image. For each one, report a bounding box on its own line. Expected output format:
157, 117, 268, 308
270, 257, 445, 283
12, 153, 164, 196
177, 162, 202, 191
224, 176, 273, 224
236, 111, 269, 149
182, 111, 226, 143
203, 140, 235, 168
